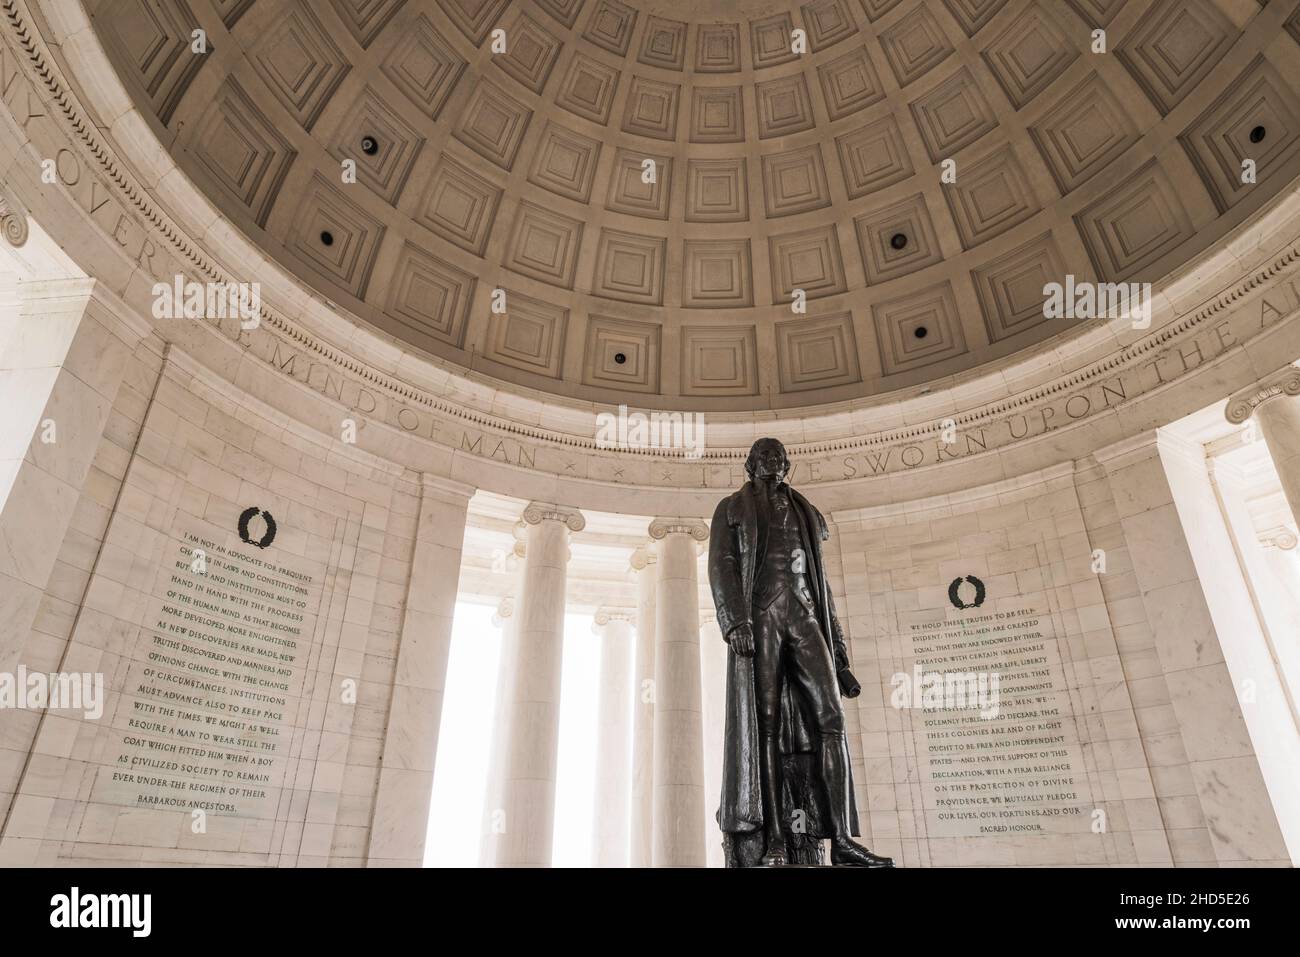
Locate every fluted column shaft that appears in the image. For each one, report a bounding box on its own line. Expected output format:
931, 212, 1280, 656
629, 546, 657, 867
1228, 366, 1300, 525
479, 595, 516, 866
1257, 403, 1300, 524
650, 519, 708, 867
489, 503, 584, 867
591, 609, 635, 866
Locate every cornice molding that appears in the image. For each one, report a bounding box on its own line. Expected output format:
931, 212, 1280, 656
1153, 429, 1208, 472
1092, 429, 1162, 472
419, 474, 477, 508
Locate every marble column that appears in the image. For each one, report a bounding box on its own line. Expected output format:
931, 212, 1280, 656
489, 502, 584, 867
1209, 463, 1300, 728
478, 594, 516, 866
591, 607, 634, 866
628, 545, 657, 867
1227, 365, 1300, 526
0, 277, 147, 673
699, 613, 728, 868
1095, 431, 1293, 863
367, 475, 474, 866
649, 518, 709, 867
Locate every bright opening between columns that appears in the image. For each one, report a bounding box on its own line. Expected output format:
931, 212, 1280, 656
424, 602, 599, 867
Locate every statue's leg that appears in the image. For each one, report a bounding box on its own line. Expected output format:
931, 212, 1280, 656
785, 613, 893, 866
783, 612, 851, 829
752, 605, 786, 864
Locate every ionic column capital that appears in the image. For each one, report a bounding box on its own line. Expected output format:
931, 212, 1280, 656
1259, 526, 1299, 551
521, 501, 586, 532
0, 185, 29, 248
491, 595, 516, 627
648, 517, 709, 542
1225, 364, 1300, 424
629, 544, 657, 571
592, 607, 636, 632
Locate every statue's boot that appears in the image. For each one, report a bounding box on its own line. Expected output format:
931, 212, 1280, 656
820, 731, 895, 868
830, 840, 895, 867
759, 731, 787, 866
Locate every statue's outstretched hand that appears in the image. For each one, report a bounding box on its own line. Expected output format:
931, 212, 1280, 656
728, 623, 755, 657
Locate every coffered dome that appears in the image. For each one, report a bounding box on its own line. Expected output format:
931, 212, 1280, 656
86, 0, 1300, 410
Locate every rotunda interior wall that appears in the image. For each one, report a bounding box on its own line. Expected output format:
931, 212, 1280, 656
3, 0, 1300, 868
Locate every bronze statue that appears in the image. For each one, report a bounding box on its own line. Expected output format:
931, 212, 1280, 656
708, 437, 895, 868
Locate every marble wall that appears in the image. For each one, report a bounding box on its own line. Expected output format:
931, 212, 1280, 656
0, 319, 467, 866
0, 275, 1294, 868
1, 295, 1295, 866
831, 456, 1291, 867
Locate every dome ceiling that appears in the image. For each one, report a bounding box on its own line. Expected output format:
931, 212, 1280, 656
86, 0, 1300, 410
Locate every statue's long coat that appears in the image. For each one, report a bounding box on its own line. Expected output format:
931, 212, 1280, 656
707, 481, 859, 838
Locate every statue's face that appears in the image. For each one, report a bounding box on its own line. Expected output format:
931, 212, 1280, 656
750, 439, 788, 483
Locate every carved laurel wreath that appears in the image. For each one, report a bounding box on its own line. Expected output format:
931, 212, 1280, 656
948, 575, 987, 610
237, 506, 277, 549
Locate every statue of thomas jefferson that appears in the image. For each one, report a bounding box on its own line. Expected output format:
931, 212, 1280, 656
708, 438, 895, 868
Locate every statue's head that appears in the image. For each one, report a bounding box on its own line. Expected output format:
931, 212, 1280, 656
745, 437, 790, 484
